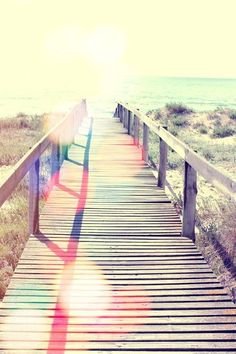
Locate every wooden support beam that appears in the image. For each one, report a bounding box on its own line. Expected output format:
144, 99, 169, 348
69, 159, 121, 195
157, 126, 168, 188
142, 123, 149, 162
182, 162, 197, 242
127, 110, 132, 135
119, 105, 123, 123
29, 159, 40, 235
64, 144, 69, 160
122, 107, 126, 127
125, 108, 128, 129
116, 104, 120, 119
51, 139, 60, 185
133, 115, 139, 146
124, 108, 128, 129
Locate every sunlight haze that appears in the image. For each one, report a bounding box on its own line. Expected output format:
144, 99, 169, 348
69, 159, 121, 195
1, 0, 236, 95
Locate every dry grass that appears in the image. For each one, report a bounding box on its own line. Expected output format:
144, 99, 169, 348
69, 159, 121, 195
0, 181, 28, 298
148, 104, 236, 300
0, 114, 43, 166
196, 199, 236, 298
0, 113, 47, 299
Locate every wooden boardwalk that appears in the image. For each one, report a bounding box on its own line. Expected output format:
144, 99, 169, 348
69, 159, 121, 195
0, 112, 236, 353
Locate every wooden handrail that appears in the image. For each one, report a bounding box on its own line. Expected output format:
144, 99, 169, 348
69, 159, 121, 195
0, 99, 87, 234
116, 101, 236, 241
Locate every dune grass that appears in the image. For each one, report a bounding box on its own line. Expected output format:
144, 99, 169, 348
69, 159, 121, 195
0, 114, 43, 166
0, 113, 46, 299
147, 104, 236, 299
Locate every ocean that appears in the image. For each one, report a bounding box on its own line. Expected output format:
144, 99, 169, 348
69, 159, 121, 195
1, 76, 236, 117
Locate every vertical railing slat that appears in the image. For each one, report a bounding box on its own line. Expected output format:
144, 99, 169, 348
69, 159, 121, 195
124, 108, 127, 129
182, 162, 197, 241
133, 115, 139, 146
51, 136, 60, 185
127, 110, 131, 135
120, 105, 123, 123
157, 126, 168, 188
142, 123, 149, 162
29, 158, 40, 235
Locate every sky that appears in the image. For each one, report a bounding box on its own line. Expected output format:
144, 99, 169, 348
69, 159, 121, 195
1, 0, 236, 94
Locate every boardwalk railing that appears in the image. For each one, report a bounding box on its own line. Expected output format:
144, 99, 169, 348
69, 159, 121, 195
0, 99, 87, 235
115, 102, 236, 242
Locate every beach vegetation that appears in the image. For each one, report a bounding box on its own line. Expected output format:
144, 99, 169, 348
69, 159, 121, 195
147, 104, 236, 299
165, 102, 193, 115
212, 125, 235, 138
229, 110, 236, 120
197, 125, 208, 134
171, 115, 189, 127
0, 113, 46, 299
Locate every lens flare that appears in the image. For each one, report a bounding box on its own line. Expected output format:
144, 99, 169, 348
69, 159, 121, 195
84, 26, 126, 66
58, 256, 112, 320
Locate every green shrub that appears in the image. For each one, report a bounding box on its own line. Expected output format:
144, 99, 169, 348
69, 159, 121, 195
0, 115, 42, 131
202, 148, 214, 161
208, 112, 221, 120
212, 126, 235, 138
172, 115, 189, 127
16, 112, 27, 118
166, 102, 193, 115
198, 125, 208, 134
146, 109, 162, 120
229, 110, 236, 120
167, 152, 182, 169
169, 126, 179, 136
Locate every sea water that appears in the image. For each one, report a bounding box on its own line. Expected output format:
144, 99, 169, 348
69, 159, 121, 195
0, 76, 236, 117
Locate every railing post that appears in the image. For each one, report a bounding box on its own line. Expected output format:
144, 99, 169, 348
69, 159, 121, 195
116, 104, 119, 119
120, 105, 123, 123
122, 107, 125, 126
51, 136, 60, 184
182, 162, 197, 242
133, 115, 139, 146
142, 123, 149, 162
29, 158, 40, 235
123, 108, 127, 128
114, 105, 118, 117
157, 126, 168, 188
127, 110, 131, 135
125, 108, 128, 129
64, 144, 69, 160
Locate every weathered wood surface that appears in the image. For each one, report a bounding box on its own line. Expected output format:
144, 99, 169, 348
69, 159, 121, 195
0, 112, 235, 353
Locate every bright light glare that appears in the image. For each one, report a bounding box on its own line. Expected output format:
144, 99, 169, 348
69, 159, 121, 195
84, 27, 126, 65
43, 25, 126, 96
59, 257, 112, 319
45, 27, 82, 63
